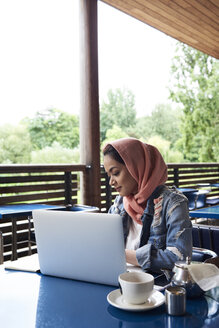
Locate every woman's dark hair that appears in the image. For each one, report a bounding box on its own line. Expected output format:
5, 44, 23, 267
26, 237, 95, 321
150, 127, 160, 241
103, 144, 125, 164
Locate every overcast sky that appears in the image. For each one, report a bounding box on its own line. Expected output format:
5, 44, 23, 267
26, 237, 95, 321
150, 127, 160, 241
0, 0, 177, 125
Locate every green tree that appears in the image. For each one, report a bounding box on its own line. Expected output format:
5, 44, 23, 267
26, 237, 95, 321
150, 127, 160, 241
150, 104, 182, 146
134, 116, 153, 140
0, 124, 32, 163
169, 43, 219, 162
100, 88, 137, 142
31, 142, 80, 164
135, 104, 182, 147
147, 135, 184, 163
101, 125, 128, 149
25, 108, 79, 150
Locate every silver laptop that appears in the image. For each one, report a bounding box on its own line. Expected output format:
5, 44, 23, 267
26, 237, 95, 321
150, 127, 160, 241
32, 209, 127, 286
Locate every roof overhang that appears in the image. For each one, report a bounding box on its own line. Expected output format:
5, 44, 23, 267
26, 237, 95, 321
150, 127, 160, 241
101, 0, 219, 59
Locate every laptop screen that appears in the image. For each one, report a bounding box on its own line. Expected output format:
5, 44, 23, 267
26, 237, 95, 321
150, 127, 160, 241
33, 210, 127, 286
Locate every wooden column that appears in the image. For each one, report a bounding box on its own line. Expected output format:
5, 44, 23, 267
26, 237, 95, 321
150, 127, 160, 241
79, 0, 101, 208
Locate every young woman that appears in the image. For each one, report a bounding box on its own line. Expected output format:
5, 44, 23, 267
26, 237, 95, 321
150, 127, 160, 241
103, 137, 192, 274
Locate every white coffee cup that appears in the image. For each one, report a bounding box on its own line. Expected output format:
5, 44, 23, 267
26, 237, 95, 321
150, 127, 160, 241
118, 271, 154, 304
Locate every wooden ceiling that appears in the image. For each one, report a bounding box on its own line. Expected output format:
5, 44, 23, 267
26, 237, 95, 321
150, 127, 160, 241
101, 0, 219, 59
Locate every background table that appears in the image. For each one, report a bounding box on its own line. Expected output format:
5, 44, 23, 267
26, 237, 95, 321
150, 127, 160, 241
0, 204, 65, 219
211, 183, 219, 188
0, 269, 218, 328
190, 205, 219, 219
177, 188, 197, 194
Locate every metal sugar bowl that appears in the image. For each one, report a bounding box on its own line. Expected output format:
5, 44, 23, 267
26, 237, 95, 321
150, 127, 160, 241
171, 257, 204, 298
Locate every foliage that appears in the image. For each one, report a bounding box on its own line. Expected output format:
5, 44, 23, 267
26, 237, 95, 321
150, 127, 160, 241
169, 43, 219, 162
133, 115, 152, 140
100, 125, 128, 158
146, 135, 184, 163
135, 104, 182, 147
100, 88, 137, 142
31, 142, 80, 164
100, 88, 184, 162
0, 124, 32, 163
25, 108, 79, 150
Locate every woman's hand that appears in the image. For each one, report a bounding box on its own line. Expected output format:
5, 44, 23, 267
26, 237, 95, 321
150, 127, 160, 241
125, 249, 139, 266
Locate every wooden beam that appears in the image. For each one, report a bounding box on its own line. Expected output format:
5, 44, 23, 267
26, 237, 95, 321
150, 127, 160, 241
79, 0, 101, 208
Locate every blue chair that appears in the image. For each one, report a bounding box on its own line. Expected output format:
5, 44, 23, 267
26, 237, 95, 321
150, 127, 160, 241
196, 190, 209, 208
192, 247, 219, 269
177, 188, 199, 210
186, 192, 199, 210
191, 246, 218, 262
196, 183, 219, 206
192, 223, 219, 256
185, 190, 208, 210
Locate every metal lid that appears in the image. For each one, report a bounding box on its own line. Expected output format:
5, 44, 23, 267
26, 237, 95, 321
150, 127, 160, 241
174, 256, 202, 269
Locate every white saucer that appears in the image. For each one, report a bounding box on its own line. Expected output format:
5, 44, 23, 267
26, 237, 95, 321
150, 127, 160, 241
107, 289, 165, 312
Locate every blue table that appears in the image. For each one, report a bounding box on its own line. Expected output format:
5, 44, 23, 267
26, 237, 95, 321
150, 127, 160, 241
190, 205, 219, 219
0, 269, 218, 328
0, 204, 65, 219
0, 204, 65, 261
211, 183, 219, 188
178, 188, 197, 194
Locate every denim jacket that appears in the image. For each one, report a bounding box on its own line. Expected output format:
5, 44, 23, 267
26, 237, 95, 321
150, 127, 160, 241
109, 185, 192, 273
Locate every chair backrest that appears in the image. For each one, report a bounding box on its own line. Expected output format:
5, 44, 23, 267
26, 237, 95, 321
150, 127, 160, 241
192, 225, 219, 256
186, 190, 208, 210
186, 192, 198, 210
192, 247, 219, 268
176, 188, 199, 210
192, 246, 217, 262
196, 190, 209, 208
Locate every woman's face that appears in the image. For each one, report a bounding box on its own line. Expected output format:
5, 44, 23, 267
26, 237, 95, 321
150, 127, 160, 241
103, 154, 138, 197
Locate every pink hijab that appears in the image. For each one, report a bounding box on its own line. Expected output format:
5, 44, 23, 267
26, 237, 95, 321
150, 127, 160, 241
103, 138, 168, 224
